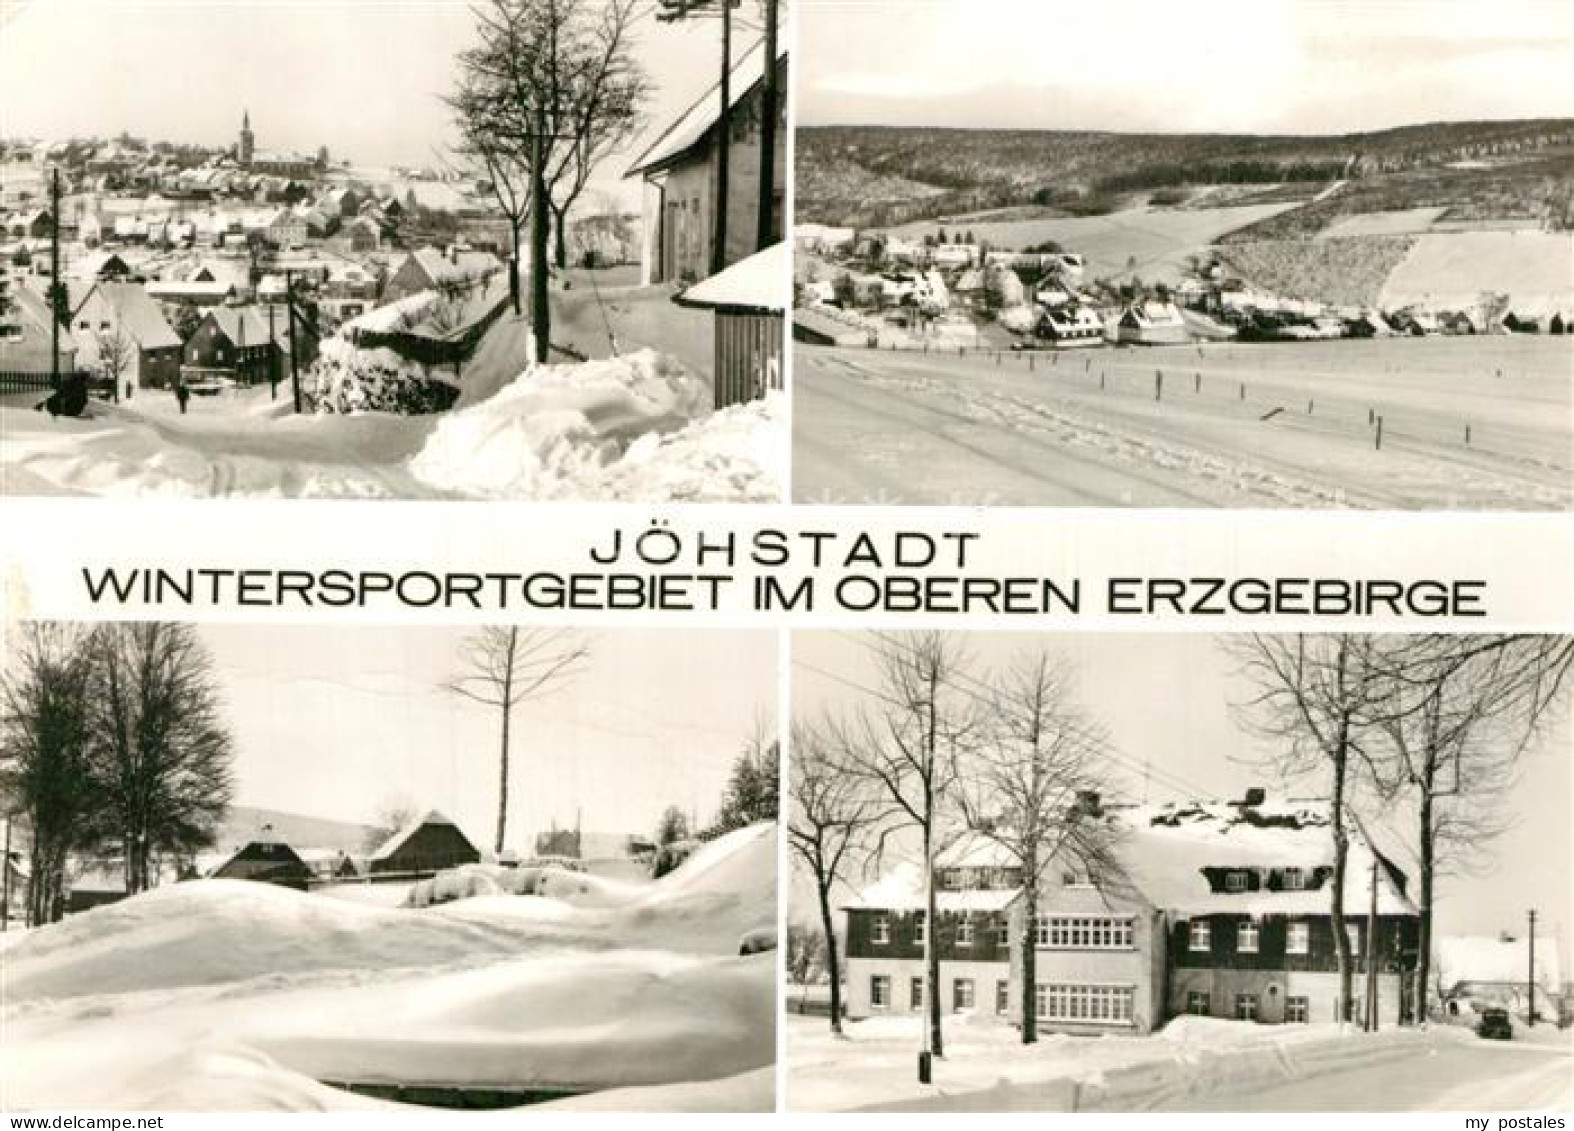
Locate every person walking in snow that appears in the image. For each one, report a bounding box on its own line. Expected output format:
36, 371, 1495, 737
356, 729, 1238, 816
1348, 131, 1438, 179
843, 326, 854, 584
175, 380, 190, 415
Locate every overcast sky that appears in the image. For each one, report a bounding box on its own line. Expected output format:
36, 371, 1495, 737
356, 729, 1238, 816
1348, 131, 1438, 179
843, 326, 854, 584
201, 625, 775, 850
0, 0, 753, 204
793, 632, 1574, 967
798, 0, 1574, 133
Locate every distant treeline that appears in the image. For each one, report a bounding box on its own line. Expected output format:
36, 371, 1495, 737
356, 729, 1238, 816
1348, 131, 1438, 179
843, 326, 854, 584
1097, 159, 1351, 193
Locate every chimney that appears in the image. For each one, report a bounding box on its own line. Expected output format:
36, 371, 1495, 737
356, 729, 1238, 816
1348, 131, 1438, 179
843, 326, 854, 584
1242, 787, 1266, 807
448, 244, 459, 265
1075, 790, 1102, 817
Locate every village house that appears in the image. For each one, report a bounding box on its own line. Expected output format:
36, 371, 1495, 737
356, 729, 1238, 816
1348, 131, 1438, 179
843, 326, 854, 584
210, 835, 314, 890
842, 791, 1422, 1033
0, 282, 79, 375
626, 40, 788, 286
382, 245, 503, 303
1437, 933, 1564, 1024
368, 810, 481, 876
181, 305, 292, 387
1038, 304, 1107, 347
674, 240, 786, 409
70, 281, 182, 390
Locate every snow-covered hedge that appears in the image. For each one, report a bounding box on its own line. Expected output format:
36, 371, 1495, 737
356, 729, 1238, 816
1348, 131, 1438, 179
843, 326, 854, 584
309, 336, 460, 415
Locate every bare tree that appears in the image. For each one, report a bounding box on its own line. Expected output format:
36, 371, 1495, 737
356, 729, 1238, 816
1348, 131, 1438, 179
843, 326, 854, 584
443, 627, 591, 853
449, 0, 649, 357
1367, 634, 1573, 1024
0, 624, 98, 925
367, 792, 421, 854
86, 622, 235, 895
1229, 634, 1387, 1028
789, 715, 875, 1035
839, 631, 977, 1058
94, 325, 136, 399
953, 649, 1125, 1044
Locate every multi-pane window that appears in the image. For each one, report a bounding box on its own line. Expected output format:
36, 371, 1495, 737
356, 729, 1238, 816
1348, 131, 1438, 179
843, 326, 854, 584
1187, 991, 1210, 1016
910, 977, 924, 1010
1034, 984, 1136, 1024
953, 979, 975, 1011
1282, 867, 1305, 891
956, 918, 974, 947
1286, 996, 1309, 1023
1224, 871, 1248, 892
995, 918, 1010, 947
913, 912, 926, 945
1286, 921, 1310, 955
1237, 921, 1260, 953
1236, 994, 1259, 1021
870, 975, 890, 1008
1189, 920, 1211, 951
1036, 915, 1135, 949
996, 981, 1010, 1015
871, 915, 890, 945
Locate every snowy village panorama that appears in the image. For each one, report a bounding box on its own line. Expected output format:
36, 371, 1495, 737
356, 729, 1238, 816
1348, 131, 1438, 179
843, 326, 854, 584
787, 632, 1574, 1112
1, 623, 780, 1111
790, 3, 1574, 508
0, 1, 786, 501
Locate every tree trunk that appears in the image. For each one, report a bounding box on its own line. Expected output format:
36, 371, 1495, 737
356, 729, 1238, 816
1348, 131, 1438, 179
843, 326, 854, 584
817, 879, 844, 1035
551, 202, 568, 270
495, 700, 511, 855
508, 218, 523, 317
925, 818, 943, 1058
1329, 740, 1353, 1025
1020, 876, 1038, 1044
1416, 774, 1435, 1028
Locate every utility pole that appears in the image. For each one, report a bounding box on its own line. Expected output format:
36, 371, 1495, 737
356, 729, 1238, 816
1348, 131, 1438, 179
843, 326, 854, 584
267, 301, 279, 400
658, 1, 742, 275
284, 269, 301, 413
1528, 908, 1537, 1027
49, 167, 61, 389
755, 0, 778, 251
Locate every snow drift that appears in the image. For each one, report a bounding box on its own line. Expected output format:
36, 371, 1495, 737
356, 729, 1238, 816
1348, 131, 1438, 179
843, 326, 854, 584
407, 349, 784, 502
2, 823, 778, 1112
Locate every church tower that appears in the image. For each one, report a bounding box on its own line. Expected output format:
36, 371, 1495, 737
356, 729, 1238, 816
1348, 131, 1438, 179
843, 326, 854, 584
239, 110, 255, 166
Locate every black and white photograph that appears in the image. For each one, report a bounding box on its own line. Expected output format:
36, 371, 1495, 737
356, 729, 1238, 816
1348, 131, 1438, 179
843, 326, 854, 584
787, 631, 1574, 1111
0, 0, 786, 501
1, 621, 779, 1111
792, 1, 1574, 508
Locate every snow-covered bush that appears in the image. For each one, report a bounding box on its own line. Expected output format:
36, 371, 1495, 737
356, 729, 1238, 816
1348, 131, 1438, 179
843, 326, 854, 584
310, 336, 460, 415
998, 304, 1039, 334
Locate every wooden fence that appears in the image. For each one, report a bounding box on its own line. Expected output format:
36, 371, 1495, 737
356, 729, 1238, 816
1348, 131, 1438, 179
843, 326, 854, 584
714, 311, 784, 410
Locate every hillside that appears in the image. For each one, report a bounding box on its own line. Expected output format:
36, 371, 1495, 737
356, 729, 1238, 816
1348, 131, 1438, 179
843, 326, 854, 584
796, 119, 1574, 230
211, 805, 382, 854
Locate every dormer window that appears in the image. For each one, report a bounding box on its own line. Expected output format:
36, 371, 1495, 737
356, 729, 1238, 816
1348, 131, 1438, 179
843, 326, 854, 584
1224, 871, 1248, 893
871, 915, 890, 945
1282, 867, 1305, 891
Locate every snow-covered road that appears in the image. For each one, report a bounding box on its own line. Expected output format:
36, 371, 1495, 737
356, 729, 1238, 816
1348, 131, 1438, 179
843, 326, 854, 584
793, 337, 1574, 509
1160, 1037, 1573, 1112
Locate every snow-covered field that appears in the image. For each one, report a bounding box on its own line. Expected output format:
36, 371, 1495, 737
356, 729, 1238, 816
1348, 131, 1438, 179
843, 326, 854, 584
786, 1012, 1574, 1112
1, 823, 778, 1112
0, 348, 783, 502
794, 336, 1573, 509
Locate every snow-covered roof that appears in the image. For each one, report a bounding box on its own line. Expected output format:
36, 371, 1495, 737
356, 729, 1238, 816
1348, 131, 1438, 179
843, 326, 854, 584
206, 305, 278, 349
88, 282, 181, 349
1439, 934, 1562, 990
625, 39, 788, 177
369, 809, 462, 862
843, 860, 1021, 914
674, 242, 787, 314
1113, 799, 1417, 917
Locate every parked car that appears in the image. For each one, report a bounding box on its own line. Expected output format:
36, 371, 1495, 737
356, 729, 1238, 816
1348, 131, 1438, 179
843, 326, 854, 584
1477, 1007, 1514, 1040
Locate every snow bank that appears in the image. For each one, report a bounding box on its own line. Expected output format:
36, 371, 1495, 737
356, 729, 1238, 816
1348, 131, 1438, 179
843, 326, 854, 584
408, 350, 783, 502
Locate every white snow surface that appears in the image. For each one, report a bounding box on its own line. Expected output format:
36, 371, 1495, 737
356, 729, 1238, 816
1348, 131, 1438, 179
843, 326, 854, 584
1, 348, 784, 502
2, 823, 777, 1111
410, 350, 784, 501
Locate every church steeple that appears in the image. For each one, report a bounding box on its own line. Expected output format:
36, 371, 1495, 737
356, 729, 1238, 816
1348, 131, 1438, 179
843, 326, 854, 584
239, 109, 255, 166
